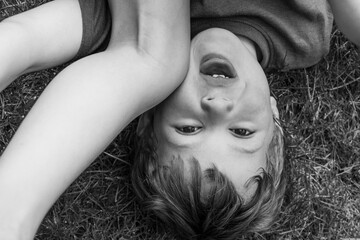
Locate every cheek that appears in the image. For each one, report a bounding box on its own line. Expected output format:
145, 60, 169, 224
156, 94, 185, 116
246, 89, 269, 107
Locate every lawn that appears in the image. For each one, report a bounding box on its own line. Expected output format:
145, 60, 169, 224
1, 0, 359, 239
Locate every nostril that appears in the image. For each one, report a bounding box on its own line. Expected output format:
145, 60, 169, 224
205, 97, 230, 101
201, 96, 234, 112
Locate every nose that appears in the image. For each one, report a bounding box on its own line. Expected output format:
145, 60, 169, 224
201, 96, 234, 115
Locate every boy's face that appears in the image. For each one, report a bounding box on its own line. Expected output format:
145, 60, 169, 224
152, 28, 278, 199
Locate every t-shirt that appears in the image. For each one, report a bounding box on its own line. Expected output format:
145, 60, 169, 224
190, 0, 334, 71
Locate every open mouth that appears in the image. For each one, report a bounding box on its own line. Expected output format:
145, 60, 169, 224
200, 54, 237, 79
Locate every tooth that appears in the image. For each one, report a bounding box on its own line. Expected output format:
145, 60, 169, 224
212, 74, 228, 79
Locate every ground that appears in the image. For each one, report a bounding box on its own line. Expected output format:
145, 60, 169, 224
0, 0, 359, 239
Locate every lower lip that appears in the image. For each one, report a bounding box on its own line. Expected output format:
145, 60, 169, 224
201, 53, 230, 65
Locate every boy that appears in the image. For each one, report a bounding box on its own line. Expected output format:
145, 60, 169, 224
132, 0, 359, 239
132, 28, 286, 239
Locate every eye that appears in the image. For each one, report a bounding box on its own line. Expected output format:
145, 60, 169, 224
176, 126, 202, 135
230, 128, 253, 137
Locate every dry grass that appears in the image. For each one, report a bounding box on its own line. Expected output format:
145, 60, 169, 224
1, 1, 360, 239
265, 29, 360, 239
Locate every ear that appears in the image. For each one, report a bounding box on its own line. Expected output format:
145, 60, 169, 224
136, 110, 154, 136
270, 97, 280, 119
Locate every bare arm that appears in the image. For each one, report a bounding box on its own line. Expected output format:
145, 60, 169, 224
328, 0, 360, 47
0, 0, 190, 239
0, 0, 82, 92
107, 0, 191, 110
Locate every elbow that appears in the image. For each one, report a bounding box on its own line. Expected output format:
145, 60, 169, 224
164, 48, 190, 81
137, 30, 190, 81
139, 42, 190, 83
